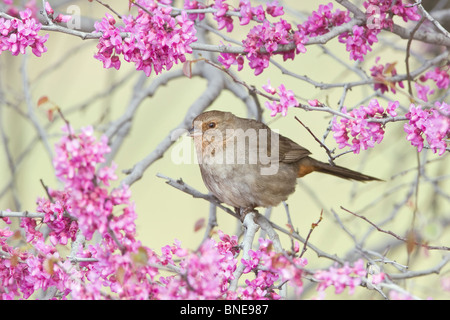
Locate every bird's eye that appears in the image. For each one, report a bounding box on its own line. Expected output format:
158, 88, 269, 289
208, 122, 216, 129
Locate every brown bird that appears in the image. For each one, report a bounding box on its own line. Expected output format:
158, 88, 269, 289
190, 110, 380, 216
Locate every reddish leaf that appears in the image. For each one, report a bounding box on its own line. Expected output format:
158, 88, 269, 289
384, 62, 397, 75
286, 223, 294, 234
37, 96, 49, 107
406, 229, 417, 255
131, 246, 149, 266
47, 109, 54, 122
183, 61, 193, 78
10, 255, 19, 267
194, 218, 205, 232
116, 266, 125, 285
43, 258, 54, 275
12, 230, 22, 240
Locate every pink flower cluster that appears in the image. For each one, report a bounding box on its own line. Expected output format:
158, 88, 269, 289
313, 259, 368, 296
94, 0, 197, 76
33, 191, 78, 246
211, 0, 284, 34
0, 229, 75, 299
364, 0, 421, 30
44, 1, 72, 24
339, 0, 420, 61
332, 99, 399, 154
404, 102, 450, 156
339, 25, 380, 62
243, 19, 297, 75
2, 0, 38, 19
263, 80, 299, 116
370, 57, 404, 94
219, 2, 350, 75
0, 227, 31, 299
415, 82, 435, 102
422, 67, 450, 90
73, 240, 159, 299
0, 8, 49, 57
217, 44, 245, 71
237, 238, 307, 299
413, 67, 450, 102
0, 125, 140, 299
52, 126, 133, 242
158, 236, 237, 299
301, 2, 351, 37
184, 0, 206, 21
213, 0, 234, 32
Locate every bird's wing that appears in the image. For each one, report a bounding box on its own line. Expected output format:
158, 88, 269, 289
233, 116, 312, 164
277, 134, 312, 163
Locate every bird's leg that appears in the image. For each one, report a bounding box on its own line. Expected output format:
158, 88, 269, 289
235, 206, 258, 222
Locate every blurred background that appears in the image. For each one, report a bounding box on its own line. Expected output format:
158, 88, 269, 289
0, 0, 449, 299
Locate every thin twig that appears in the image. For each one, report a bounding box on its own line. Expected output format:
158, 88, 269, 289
340, 206, 450, 251
405, 17, 426, 97
294, 116, 335, 164
299, 210, 323, 258
95, 0, 122, 19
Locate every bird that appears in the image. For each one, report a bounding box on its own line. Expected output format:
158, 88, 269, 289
189, 110, 380, 217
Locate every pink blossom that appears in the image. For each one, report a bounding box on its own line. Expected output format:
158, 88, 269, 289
252, 5, 266, 22
300, 3, 350, 37
237, 2, 352, 75
213, 0, 234, 32
263, 81, 299, 116
1, 209, 11, 224
217, 51, 244, 71
389, 0, 421, 22
415, 83, 435, 102
43, 1, 70, 23
184, 0, 206, 21
262, 79, 277, 95
52, 125, 134, 242
422, 67, 450, 90
332, 99, 397, 153
3, 0, 38, 18
389, 290, 414, 300
338, 1, 420, 62
404, 102, 450, 156
158, 238, 238, 299
339, 25, 379, 61
387, 100, 399, 117
44, 1, 54, 15
371, 272, 386, 285
363, 0, 420, 29
370, 57, 404, 93
242, 250, 261, 273
266, 1, 284, 17
94, 1, 197, 76
239, 0, 254, 25
292, 29, 308, 56
243, 19, 293, 75
441, 277, 450, 292
54, 14, 72, 23
217, 230, 240, 255
0, 8, 49, 57
314, 259, 367, 296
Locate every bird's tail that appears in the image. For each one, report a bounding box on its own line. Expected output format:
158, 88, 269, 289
298, 157, 381, 182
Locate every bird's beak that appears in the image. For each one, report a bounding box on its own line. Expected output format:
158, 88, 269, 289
188, 126, 202, 138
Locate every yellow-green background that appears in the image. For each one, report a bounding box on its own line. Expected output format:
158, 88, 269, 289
1, 0, 449, 299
